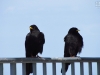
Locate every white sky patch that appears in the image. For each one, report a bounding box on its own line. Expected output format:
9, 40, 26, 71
5, 6, 15, 12
36, 8, 45, 11
79, 24, 99, 36
3, 0, 90, 12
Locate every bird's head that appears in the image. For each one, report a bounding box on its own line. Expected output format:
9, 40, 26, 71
68, 27, 80, 34
29, 24, 40, 32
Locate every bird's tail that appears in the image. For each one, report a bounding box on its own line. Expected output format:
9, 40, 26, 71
26, 63, 32, 75
61, 63, 70, 73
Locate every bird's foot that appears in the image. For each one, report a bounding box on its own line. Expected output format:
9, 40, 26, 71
71, 56, 75, 57
31, 55, 36, 58
72, 55, 80, 57
36, 55, 45, 60
31, 54, 33, 57
36, 55, 41, 58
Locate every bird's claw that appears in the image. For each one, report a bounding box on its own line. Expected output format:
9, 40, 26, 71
36, 55, 41, 58
71, 56, 75, 57
36, 55, 45, 60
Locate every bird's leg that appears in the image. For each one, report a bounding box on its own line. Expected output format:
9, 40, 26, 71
31, 55, 33, 57
70, 54, 75, 57
71, 55, 80, 57
71, 56, 75, 57
70, 53, 76, 57
31, 54, 33, 57
31, 54, 36, 57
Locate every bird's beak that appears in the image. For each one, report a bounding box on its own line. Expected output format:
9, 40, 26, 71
77, 30, 80, 32
30, 27, 33, 30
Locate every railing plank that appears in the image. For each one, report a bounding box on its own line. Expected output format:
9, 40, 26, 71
97, 62, 100, 75
22, 63, 26, 75
88, 62, 92, 75
1, 57, 100, 63
43, 63, 47, 75
0, 57, 100, 75
0, 63, 3, 75
62, 63, 65, 75
33, 63, 37, 75
10, 63, 16, 75
80, 62, 84, 75
52, 63, 56, 75
71, 62, 75, 75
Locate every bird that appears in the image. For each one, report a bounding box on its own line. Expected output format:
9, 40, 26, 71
25, 24, 45, 75
61, 27, 83, 73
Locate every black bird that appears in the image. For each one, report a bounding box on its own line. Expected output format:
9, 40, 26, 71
25, 24, 45, 75
61, 27, 83, 73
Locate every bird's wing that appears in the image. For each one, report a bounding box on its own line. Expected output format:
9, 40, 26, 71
77, 34, 84, 53
25, 33, 32, 57
38, 32, 45, 54
78, 34, 83, 47
25, 33, 30, 50
64, 34, 78, 57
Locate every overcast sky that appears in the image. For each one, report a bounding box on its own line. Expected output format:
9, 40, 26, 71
0, 0, 100, 75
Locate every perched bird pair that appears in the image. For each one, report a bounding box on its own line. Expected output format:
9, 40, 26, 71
25, 24, 84, 75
